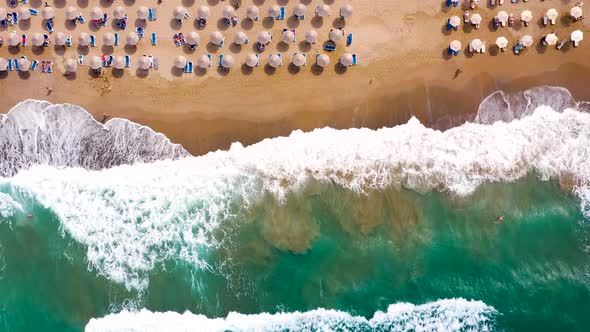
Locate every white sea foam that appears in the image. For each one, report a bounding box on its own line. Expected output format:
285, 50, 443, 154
2, 98, 590, 290
85, 298, 497, 332
0, 192, 23, 219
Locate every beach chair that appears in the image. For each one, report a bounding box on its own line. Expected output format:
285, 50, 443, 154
7, 59, 13, 71
277, 53, 283, 66
90, 35, 96, 47
218, 54, 224, 67
14, 58, 20, 71
46, 20, 54, 33
108, 55, 113, 65
29, 8, 38, 15
352, 54, 358, 65
78, 54, 84, 64
184, 62, 190, 73
295, 11, 304, 20
184, 12, 191, 20
323, 44, 336, 52
207, 54, 212, 67
125, 55, 130, 67
151, 33, 157, 46
184, 61, 193, 73
135, 27, 144, 38
154, 57, 159, 70
13, 12, 18, 24
1, 20, 6, 27
481, 42, 486, 53
176, 18, 182, 25
574, 40, 580, 48
114, 33, 119, 46
65, 35, 72, 47
254, 54, 260, 67
78, 14, 86, 24
543, 15, 548, 26
47, 61, 52, 73
347, 33, 353, 46
148, 8, 157, 21
21, 34, 26, 47
102, 14, 108, 27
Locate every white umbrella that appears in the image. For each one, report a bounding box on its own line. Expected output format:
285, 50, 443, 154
0, 58, 8, 71
269, 54, 282, 68
450, 39, 462, 51
8, 32, 20, 46
340, 5, 353, 19
470, 13, 482, 25
126, 32, 139, 45
293, 53, 306, 67
55, 32, 67, 46
90, 7, 103, 21
19, 57, 31, 71
329, 29, 344, 42
257, 31, 272, 44
88, 56, 102, 70
571, 30, 584, 42
103, 32, 115, 46
19, 7, 31, 20
174, 55, 187, 69
316, 54, 330, 67
282, 30, 295, 43
520, 35, 533, 47
174, 6, 187, 20
138, 56, 151, 70
0, 8, 6, 21
521, 10, 532, 22
223, 6, 236, 19
234, 31, 248, 45
197, 6, 210, 19
197, 54, 211, 69
64, 58, 78, 73
497, 11, 509, 23
245, 54, 259, 67
247, 6, 259, 20
268, 5, 281, 18
294, 4, 307, 17
495, 36, 508, 48
339, 53, 353, 66
545, 33, 558, 46
449, 16, 460, 28
41, 7, 54, 20
546, 8, 558, 21
113, 6, 126, 20
78, 33, 91, 46
113, 56, 126, 69
316, 4, 331, 17
221, 54, 235, 68
137, 6, 149, 20
571, 6, 583, 19
31, 33, 44, 47
210, 31, 224, 46
186, 31, 200, 45
305, 30, 318, 44
470, 39, 483, 52
65, 7, 78, 21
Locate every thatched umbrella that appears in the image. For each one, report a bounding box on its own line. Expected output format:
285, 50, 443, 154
65, 7, 78, 20
221, 54, 235, 69
340, 53, 353, 66
18, 57, 31, 71
7, 32, 20, 46
0, 58, 8, 71
340, 5, 353, 19
269, 54, 282, 68
294, 4, 307, 17
31, 33, 45, 47
210, 31, 224, 46
174, 6, 187, 20
223, 6, 236, 19
329, 29, 344, 42
19, 7, 31, 20
113, 56, 126, 69
234, 31, 248, 45
268, 5, 281, 18
41, 7, 55, 20
495, 36, 508, 49
257, 31, 272, 45
292, 53, 306, 67
186, 31, 200, 46
138, 56, 151, 70
450, 39, 462, 52
520, 35, 533, 47
282, 29, 295, 43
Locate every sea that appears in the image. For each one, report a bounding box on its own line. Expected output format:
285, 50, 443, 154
1, 87, 590, 331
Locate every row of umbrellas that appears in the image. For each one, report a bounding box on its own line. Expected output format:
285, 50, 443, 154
449, 6, 584, 27
449, 30, 584, 51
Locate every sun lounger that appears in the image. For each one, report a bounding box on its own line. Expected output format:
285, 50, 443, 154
78, 54, 84, 64
66, 36, 72, 47
125, 55, 130, 67
184, 12, 191, 20
47, 61, 52, 73
46, 20, 54, 33
347, 33, 353, 46
148, 8, 157, 21
323, 44, 336, 52
295, 12, 304, 20
153, 57, 159, 70
481, 42, 486, 53
102, 13, 108, 26
352, 54, 358, 65
13, 12, 18, 24
277, 53, 283, 66
41, 61, 46, 73
29, 8, 38, 15
184, 61, 193, 73
207, 54, 212, 67
1, 20, 6, 27
21, 34, 26, 47
218, 54, 223, 66
274, 7, 285, 20
7, 59, 13, 71
108, 56, 113, 65
78, 14, 86, 24
14, 58, 20, 71
573, 40, 580, 47
151, 33, 157, 45
114, 33, 119, 46
135, 27, 144, 38
90, 35, 96, 47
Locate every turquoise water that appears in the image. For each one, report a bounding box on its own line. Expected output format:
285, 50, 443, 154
1, 177, 589, 331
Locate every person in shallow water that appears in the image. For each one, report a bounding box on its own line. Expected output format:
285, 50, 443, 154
497, 215, 504, 222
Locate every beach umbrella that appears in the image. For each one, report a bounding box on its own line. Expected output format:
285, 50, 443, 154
340, 53, 353, 67
470, 13, 482, 25
268, 5, 281, 18
186, 31, 200, 46
546, 8, 558, 21
113, 6, 126, 20
449, 16, 460, 28
90, 7, 103, 21
223, 6, 236, 19
571, 6, 583, 20
294, 4, 307, 17
257, 31, 272, 44
545, 33, 558, 46
137, 6, 149, 20
65, 7, 78, 21
210, 31, 224, 46
571, 30, 584, 43
269, 54, 282, 68
103, 32, 115, 46
282, 30, 295, 43
245, 54, 259, 67
316, 4, 331, 17
113, 56, 126, 70
293, 53, 306, 67
0, 8, 6, 21
497, 11, 509, 23
234, 31, 248, 45
305, 30, 318, 44
247, 6, 259, 21
470, 39, 483, 52
126, 31, 139, 45
495, 36, 508, 48
41, 7, 54, 20
329, 29, 344, 42
521, 10, 532, 23
174, 55, 187, 69
78, 32, 91, 46
19, 7, 31, 20
450, 39, 462, 51
0, 58, 8, 71
340, 5, 353, 19
197, 54, 211, 69
221, 54, 235, 69
138, 56, 151, 70
31, 33, 44, 47
64, 58, 78, 73
197, 6, 210, 19
88, 56, 102, 70
8, 32, 19, 46
520, 35, 533, 47
316, 54, 330, 67
174, 6, 187, 20
18, 57, 31, 71
54, 32, 67, 46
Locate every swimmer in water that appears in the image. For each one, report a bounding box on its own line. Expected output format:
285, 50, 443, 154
496, 215, 504, 222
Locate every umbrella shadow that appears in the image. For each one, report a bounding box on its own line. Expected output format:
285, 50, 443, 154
112, 68, 124, 78
135, 68, 149, 78
182, 0, 195, 6
332, 18, 345, 29
65, 19, 77, 31
54, 45, 66, 56
135, 19, 147, 29
32, 46, 46, 55
87, 68, 101, 78
8, 46, 21, 55
171, 67, 184, 77
277, 42, 290, 52
264, 64, 276, 75
207, 0, 220, 5
18, 71, 31, 80
230, 43, 242, 54
311, 63, 324, 76
241, 64, 254, 75
78, 46, 90, 55
334, 63, 347, 75
262, 17, 275, 29
241, 18, 254, 30
206, 43, 221, 53
217, 19, 230, 31
216, 66, 230, 76
311, 16, 323, 29
441, 48, 453, 61
64, 72, 77, 81
18, 20, 31, 31
169, 18, 182, 31
0, 71, 7, 80
298, 41, 311, 52
195, 67, 207, 77
76, 0, 89, 8
102, 45, 114, 54
124, 44, 137, 54
287, 17, 300, 29
287, 63, 301, 75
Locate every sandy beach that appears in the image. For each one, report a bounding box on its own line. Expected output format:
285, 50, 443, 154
1, 0, 590, 155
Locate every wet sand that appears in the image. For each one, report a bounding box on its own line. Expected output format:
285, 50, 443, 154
1, 0, 590, 155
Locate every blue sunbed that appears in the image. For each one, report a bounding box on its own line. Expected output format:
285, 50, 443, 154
184, 62, 190, 73
1, 20, 6, 27
207, 54, 212, 67
21, 34, 26, 47
187, 61, 193, 73
47, 62, 52, 73
114, 33, 119, 46
218, 54, 223, 66
13, 12, 18, 24
151, 32, 157, 45
46, 20, 54, 32
352, 54, 357, 65
14, 58, 20, 71
65, 36, 72, 47
278, 7, 285, 20
255, 53, 259, 66
7, 59, 13, 71
148, 8, 157, 21
102, 13, 108, 26
125, 55, 130, 67
78, 14, 86, 24
295, 13, 304, 20
78, 54, 84, 64
323, 44, 336, 51
108, 55, 113, 65
90, 35, 96, 47
29, 8, 38, 15
347, 33, 353, 46
135, 27, 144, 38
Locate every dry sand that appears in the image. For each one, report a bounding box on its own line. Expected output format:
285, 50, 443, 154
1, 0, 590, 155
